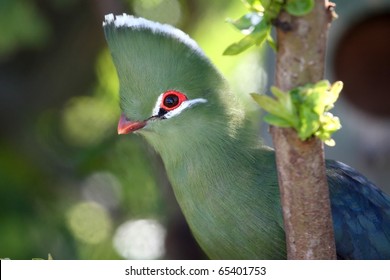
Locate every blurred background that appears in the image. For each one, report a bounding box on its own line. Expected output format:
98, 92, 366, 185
0, 0, 389, 259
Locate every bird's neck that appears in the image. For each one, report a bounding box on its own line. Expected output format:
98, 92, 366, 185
145, 104, 256, 170
142, 103, 283, 259
143, 103, 275, 206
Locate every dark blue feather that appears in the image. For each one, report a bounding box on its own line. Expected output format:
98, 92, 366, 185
327, 160, 390, 259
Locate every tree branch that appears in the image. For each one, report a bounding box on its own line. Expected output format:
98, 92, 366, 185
271, 0, 337, 259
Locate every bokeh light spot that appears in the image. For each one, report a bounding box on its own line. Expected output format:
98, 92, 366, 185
67, 201, 112, 244
61, 96, 116, 147
113, 219, 166, 259
82, 171, 122, 210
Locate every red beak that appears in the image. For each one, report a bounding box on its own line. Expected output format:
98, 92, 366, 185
117, 113, 147, 134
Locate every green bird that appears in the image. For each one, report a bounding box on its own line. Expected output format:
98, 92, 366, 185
103, 14, 390, 259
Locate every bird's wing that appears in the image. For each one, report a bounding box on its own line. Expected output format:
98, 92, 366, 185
326, 160, 390, 259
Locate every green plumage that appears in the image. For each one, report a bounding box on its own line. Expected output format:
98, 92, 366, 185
103, 14, 390, 260
104, 15, 286, 259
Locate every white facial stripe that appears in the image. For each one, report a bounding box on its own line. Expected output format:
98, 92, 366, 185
151, 93, 207, 119
152, 94, 164, 116
164, 98, 207, 119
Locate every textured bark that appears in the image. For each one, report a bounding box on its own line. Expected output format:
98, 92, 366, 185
271, 0, 337, 259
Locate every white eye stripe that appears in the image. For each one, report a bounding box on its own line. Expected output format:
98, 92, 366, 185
152, 94, 164, 116
164, 98, 207, 119
151, 93, 207, 119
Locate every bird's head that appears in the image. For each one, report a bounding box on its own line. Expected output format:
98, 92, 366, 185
103, 14, 234, 144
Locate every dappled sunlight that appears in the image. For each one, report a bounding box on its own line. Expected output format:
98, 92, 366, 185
113, 219, 166, 259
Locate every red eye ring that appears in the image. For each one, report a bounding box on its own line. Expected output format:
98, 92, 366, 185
161, 90, 187, 111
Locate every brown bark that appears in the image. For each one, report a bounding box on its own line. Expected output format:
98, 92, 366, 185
271, 0, 337, 259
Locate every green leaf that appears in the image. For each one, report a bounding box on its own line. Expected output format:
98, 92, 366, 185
321, 113, 341, 133
298, 106, 320, 140
263, 114, 293, 127
324, 138, 336, 146
227, 12, 262, 32
223, 35, 257, 55
304, 80, 342, 113
285, 0, 315, 16
313, 80, 330, 92
270, 86, 286, 100
251, 93, 297, 127
252, 19, 271, 37
225, 0, 282, 55
252, 80, 342, 145
270, 87, 292, 111
263, 0, 284, 21
325, 81, 343, 110
304, 90, 326, 115
223, 21, 270, 55
259, 0, 271, 9
330, 81, 343, 97
243, 0, 265, 12
266, 34, 277, 50
251, 94, 288, 119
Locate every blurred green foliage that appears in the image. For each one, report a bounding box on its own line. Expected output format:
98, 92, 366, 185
0, 0, 50, 56
224, 0, 316, 55
0, 0, 267, 259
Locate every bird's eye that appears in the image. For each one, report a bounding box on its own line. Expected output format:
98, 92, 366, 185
163, 94, 178, 108
161, 90, 187, 111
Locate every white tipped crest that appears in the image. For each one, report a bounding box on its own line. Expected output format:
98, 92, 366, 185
103, 13, 204, 57
103, 14, 115, 25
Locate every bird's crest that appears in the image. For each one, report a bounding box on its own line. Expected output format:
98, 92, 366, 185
103, 14, 204, 57
103, 14, 224, 122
